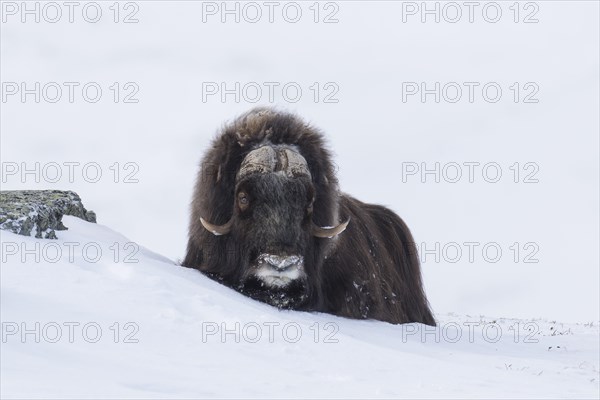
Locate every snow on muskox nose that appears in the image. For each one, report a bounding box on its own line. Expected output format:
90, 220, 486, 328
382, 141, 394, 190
253, 253, 305, 288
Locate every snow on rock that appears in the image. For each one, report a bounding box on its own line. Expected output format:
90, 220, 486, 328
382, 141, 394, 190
0, 190, 96, 239
1, 216, 598, 399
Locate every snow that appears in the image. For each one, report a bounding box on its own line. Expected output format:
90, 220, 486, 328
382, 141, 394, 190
1, 1, 599, 397
1, 217, 598, 398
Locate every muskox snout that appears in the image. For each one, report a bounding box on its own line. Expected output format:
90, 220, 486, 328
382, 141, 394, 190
257, 253, 303, 272
252, 253, 306, 288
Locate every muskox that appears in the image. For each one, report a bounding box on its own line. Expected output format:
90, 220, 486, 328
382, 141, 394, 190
183, 108, 435, 325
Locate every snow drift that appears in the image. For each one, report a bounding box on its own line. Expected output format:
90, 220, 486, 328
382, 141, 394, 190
1, 216, 598, 398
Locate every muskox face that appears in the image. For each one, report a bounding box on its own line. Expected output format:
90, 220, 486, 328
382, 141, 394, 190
198, 144, 348, 308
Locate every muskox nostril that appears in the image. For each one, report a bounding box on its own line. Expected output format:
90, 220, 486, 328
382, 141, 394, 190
258, 253, 303, 271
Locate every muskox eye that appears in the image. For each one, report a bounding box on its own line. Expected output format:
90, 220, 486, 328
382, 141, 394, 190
238, 192, 249, 209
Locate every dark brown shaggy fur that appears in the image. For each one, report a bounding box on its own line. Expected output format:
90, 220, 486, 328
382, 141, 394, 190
183, 108, 435, 325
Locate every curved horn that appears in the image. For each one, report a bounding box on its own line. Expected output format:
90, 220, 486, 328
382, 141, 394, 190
312, 218, 350, 238
200, 217, 233, 236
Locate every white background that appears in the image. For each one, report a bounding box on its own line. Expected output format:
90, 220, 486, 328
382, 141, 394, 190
1, 0, 599, 323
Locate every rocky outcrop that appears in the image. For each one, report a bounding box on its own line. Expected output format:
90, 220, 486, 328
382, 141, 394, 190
0, 190, 96, 239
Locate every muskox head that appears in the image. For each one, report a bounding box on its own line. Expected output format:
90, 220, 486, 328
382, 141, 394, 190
184, 109, 348, 309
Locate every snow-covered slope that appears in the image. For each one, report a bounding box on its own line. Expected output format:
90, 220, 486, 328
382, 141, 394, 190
1, 217, 598, 399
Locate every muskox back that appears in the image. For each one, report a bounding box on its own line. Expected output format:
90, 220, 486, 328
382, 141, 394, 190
183, 108, 435, 326
322, 197, 435, 325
